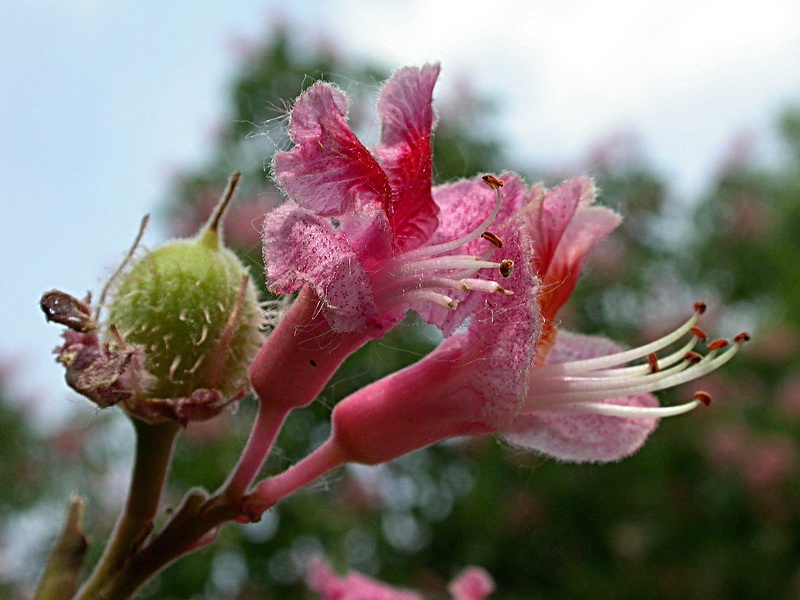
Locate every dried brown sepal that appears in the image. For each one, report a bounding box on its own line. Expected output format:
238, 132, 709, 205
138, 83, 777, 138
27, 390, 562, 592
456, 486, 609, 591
58, 331, 139, 408
124, 387, 245, 426
40, 290, 94, 333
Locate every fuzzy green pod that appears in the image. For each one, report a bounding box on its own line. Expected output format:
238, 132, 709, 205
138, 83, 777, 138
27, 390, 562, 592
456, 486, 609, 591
108, 176, 263, 401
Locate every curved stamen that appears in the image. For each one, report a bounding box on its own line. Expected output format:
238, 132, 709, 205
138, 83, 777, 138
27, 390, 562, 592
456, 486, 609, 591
588, 335, 700, 378
526, 337, 745, 409
393, 256, 503, 276
534, 306, 705, 377
383, 289, 459, 310
400, 177, 504, 261
557, 399, 703, 419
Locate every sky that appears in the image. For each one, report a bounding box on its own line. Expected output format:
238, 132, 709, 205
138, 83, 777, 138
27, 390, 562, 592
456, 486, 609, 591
2, 0, 800, 425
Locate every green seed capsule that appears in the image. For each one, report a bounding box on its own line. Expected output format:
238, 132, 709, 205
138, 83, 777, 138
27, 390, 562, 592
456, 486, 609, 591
108, 175, 263, 400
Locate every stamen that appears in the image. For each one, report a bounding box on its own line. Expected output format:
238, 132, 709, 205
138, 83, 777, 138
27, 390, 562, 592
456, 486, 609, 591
690, 326, 708, 342
499, 259, 514, 278
559, 400, 702, 419
401, 176, 504, 260
482, 174, 504, 189
647, 353, 660, 373
694, 391, 712, 406
707, 339, 729, 351
394, 256, 503, 276
684, 351, 702, 364
481, 231, 503, 248
534, 304, 706, 377
557, 399, 704, 419
384, 289, 458, 310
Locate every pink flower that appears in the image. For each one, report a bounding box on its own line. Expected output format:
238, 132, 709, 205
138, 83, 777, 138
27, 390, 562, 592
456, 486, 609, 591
242, 174, 748, 516
322, 179, 747, 462
262, 65, 513, 335
307, 558, 494, 600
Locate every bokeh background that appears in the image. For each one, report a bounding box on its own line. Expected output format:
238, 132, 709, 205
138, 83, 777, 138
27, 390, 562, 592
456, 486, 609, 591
3, 1, 800, 599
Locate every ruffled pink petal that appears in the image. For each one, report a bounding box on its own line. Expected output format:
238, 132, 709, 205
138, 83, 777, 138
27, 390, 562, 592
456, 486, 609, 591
448, 567, 495, 600
373, 64, 441, 252
538, 205, 622, 319
262, 203, 379, 332
307, 558, 423, 600
274, 82, 392, 217
501, 393, 659, 463
467, 227, 541, 426
522, 176, 597, 276
418, 174, 529, 335
501, 331, 659, 463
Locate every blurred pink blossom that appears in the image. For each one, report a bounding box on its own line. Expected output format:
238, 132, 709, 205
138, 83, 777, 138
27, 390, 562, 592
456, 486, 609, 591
307, 558, 494, 600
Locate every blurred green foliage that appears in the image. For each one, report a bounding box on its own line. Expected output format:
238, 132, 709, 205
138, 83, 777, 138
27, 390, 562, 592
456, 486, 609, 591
7, 23, 800, 600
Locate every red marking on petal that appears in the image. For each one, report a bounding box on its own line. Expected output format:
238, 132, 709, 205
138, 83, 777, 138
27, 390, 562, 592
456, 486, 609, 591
374, 65, 441, 252
274, 82, 391, 217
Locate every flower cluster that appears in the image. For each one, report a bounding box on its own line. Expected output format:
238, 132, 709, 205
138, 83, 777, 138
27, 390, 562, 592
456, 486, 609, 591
39, 63, 748, 600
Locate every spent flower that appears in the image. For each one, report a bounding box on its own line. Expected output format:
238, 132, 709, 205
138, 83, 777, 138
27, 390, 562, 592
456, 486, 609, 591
43, 173, 264, 424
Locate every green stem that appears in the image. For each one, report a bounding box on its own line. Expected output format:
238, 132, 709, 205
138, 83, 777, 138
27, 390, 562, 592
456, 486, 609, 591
94, 493, 239, 599
74, 418, 180, 600
33, 497, 89, 600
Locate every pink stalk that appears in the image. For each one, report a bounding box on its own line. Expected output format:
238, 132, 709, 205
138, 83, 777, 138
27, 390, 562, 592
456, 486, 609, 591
223, 286, 370, 497
242, 437, 350, 518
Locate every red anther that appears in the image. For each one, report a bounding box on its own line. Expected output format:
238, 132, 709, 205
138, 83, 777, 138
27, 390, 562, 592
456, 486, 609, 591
482, 174, 504, 189
690, 326, 708, 342
708, 339, 729, 351
647, 353, 660, 373
499, 259, 514, 278
694, 391, 712, 406
481, 231, 504, 248
734, 332, 751, 343
693, 302, 707, 314
684, 351, 703, 364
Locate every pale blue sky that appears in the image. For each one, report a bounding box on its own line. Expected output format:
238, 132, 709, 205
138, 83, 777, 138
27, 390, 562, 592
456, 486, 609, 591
2, 0, 799, 424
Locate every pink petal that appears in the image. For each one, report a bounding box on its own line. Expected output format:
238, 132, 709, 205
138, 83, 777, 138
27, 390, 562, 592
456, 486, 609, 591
274, 82, 392, 217
373, 64, 441, 251
262, 203, 379, 332
419, 173, 529, 335
457, 225, 541, 426
538, 205, 622, 319
501, 393, 659, 463
307, 558, 423, 600
501, 331, 659, 463
523, 176, 597, 276
448, 567, 495, 600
